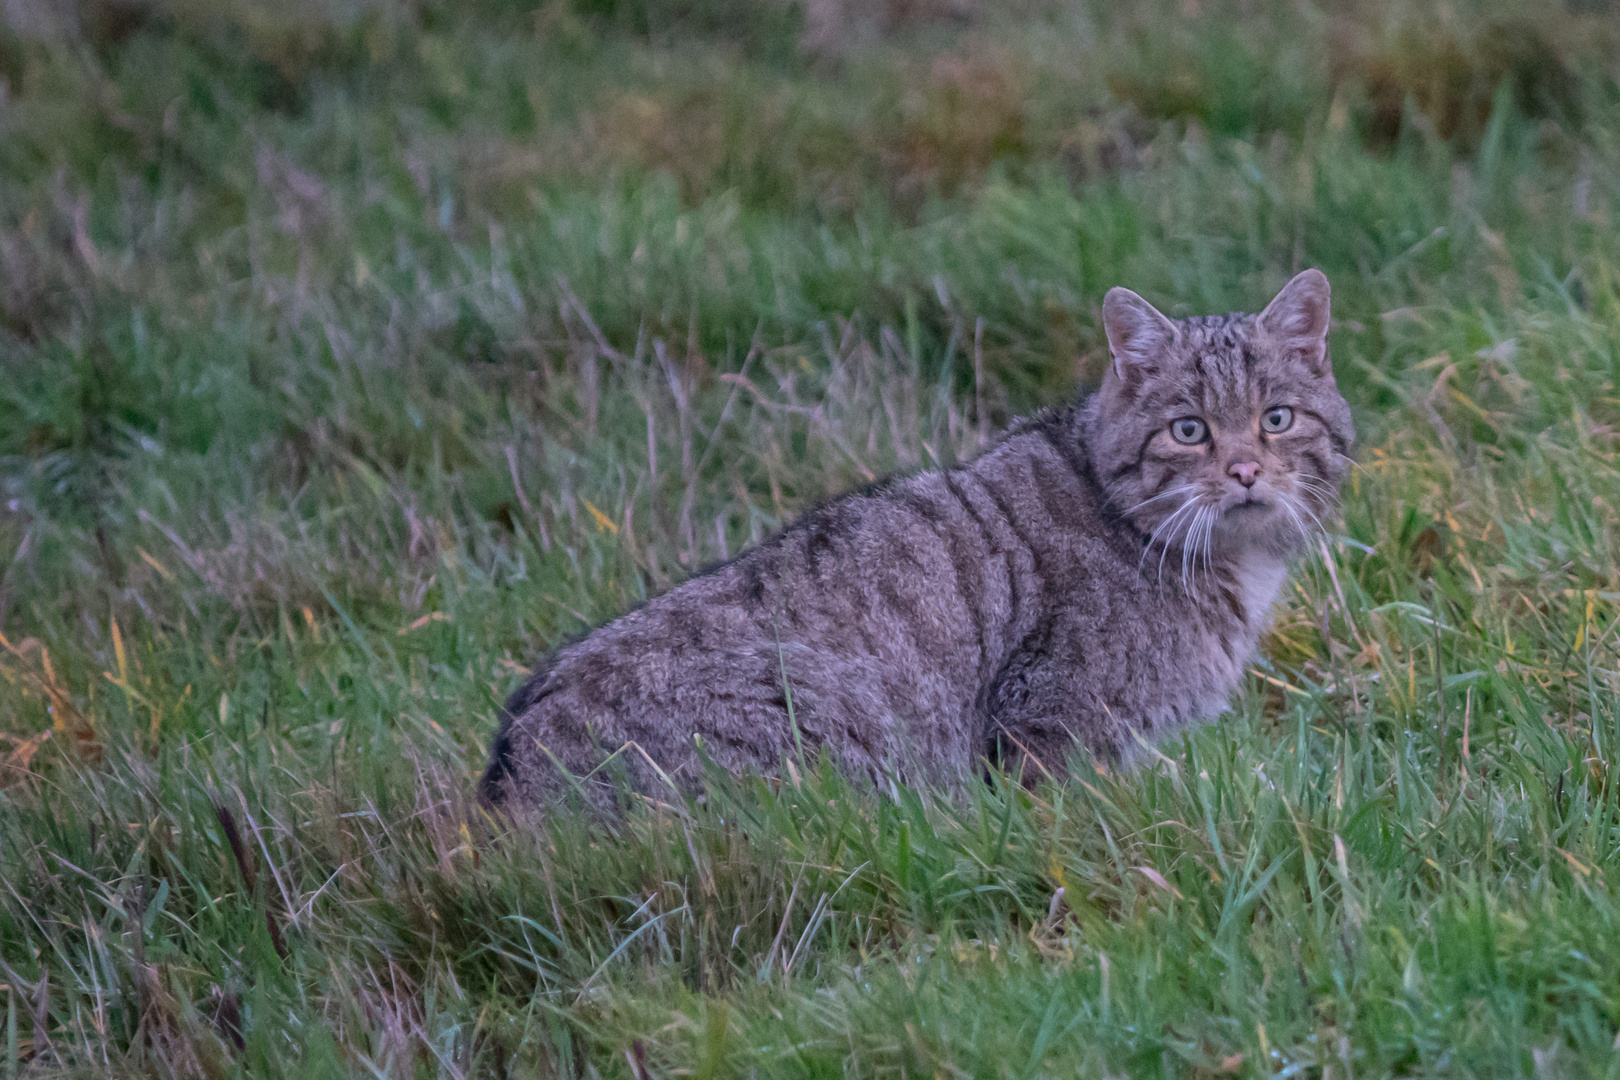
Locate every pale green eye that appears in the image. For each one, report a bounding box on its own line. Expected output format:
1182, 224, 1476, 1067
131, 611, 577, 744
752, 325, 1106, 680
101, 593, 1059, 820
1261, 406, 1294, 434
1170, 417, 1207, 445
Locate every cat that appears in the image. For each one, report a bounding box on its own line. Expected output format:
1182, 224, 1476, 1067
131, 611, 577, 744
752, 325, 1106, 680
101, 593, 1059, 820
480, 269, 1354, 815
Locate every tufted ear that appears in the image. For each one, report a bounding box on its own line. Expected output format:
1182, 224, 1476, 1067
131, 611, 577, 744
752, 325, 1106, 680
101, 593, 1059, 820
1102, 287, 1178, 388
1258, 269, 1331, 374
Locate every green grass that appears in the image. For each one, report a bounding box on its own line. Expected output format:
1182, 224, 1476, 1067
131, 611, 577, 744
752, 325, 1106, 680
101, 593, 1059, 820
5, 0, 1620, 1075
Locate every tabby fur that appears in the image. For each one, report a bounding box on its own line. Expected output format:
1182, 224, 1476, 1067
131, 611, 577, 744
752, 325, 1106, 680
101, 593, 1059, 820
481, 270, 1354, 814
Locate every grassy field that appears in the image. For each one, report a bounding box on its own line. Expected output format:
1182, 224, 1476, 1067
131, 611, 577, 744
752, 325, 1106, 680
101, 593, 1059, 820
5, 0, 1620, 1075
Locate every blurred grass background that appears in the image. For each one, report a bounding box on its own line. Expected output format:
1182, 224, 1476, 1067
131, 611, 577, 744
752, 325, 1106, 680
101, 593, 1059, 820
5, 0, 1620, 1075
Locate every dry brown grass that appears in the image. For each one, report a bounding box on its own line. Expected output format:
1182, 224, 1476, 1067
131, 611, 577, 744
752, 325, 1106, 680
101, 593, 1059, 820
1330, 3, 1613, 148
798, 0, 980, 56
582, 33, 1140, 215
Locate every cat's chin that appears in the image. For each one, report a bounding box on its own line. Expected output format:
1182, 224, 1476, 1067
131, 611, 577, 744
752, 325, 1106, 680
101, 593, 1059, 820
1212, 500, 1305, 557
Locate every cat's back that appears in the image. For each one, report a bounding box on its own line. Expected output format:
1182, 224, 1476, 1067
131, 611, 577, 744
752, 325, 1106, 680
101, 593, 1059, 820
481, 446, 1031, 807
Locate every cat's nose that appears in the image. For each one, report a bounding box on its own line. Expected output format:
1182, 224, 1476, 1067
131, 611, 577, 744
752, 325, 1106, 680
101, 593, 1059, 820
1227, 460, 1261, 487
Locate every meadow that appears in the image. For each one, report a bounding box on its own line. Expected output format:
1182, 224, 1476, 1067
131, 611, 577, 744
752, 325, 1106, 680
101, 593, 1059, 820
4, 0, 1620, 1075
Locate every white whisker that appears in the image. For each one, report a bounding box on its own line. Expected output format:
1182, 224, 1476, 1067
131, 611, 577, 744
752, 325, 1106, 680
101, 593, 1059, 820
1152, 498, 1202, 585
1150, 503, 1191, 580
1278, 497, 1310, 545
1200, 505, 1215, 582
1123, 485, 1202, 516
1141, 496, 1199, 573
1292, 474, 1338, 506
1181, 505, 1212, 594
1280, 492, 1327, 548
1289, 486, 1330, 531
1195, 505, 1215, 592
1181, 508, 1199, 593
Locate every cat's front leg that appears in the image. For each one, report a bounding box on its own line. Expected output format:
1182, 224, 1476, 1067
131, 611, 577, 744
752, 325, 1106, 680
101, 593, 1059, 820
982, 701, 1130, 787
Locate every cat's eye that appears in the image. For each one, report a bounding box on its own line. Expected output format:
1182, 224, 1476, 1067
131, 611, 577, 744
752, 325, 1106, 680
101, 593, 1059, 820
1260, 406, 1294, 434
1170, 417, 1208, 445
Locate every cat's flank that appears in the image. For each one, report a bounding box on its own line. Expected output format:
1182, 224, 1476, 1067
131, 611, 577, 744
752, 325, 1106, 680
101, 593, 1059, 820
482, 270, 1354, 813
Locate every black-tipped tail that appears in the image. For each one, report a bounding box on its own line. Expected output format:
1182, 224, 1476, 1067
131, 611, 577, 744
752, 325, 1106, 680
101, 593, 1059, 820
478, 666, 552, 809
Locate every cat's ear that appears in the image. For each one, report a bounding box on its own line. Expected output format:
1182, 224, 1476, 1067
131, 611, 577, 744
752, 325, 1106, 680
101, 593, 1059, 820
1102, 287, 1178, 387
1258, 269, 1331, 374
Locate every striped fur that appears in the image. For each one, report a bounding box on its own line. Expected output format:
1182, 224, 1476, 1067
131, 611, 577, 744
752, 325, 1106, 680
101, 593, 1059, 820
482, 270, 1354, 814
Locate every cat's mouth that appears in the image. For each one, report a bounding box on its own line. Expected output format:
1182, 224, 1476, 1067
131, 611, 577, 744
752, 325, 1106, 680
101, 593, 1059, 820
1221, 493, 1273, 514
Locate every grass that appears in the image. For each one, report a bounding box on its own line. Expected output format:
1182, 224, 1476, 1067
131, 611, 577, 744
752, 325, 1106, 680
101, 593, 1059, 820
4, 0, 1620, 1075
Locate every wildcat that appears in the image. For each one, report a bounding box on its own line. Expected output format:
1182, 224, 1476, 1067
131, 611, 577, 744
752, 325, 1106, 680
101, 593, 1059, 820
481, 270, 1354, 814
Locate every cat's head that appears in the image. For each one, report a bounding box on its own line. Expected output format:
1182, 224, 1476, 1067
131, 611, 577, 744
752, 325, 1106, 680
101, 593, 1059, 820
1089, 269, 1354, 569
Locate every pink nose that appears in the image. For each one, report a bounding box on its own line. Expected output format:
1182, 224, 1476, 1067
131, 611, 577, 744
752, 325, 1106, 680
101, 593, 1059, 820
1228, 461, 1261, 487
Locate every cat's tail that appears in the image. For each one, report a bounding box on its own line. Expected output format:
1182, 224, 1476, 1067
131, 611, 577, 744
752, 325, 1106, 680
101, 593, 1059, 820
477, 665, 554, 811
479, 662, 633, 820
